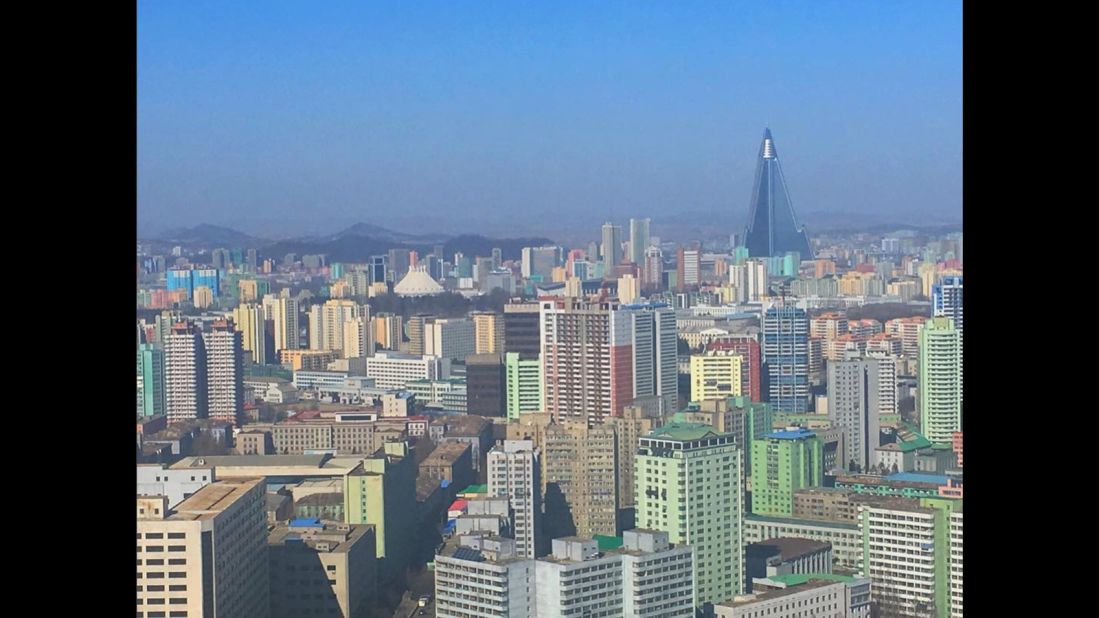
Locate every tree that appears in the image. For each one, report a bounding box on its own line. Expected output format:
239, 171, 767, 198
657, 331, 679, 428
191, 432, 229, 456
891, 462, 899, 474
848, 459, 861, 474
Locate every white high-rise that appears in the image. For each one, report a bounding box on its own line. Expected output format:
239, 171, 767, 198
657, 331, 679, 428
164, 322, 207, 422
203, 320, 244, 423
424, 318, 476, 361
309, 300, 369, 356
487, 440, 540, 558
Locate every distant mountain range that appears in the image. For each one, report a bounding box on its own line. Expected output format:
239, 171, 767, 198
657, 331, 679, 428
141, 223, 553, 263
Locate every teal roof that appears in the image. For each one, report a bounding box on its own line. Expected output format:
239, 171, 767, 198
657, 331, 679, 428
647, 422, 722, 441
767, 573, 858, 586
593, 535, 623, 551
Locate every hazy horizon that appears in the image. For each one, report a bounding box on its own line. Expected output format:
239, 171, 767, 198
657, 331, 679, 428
138, 1, 962, 240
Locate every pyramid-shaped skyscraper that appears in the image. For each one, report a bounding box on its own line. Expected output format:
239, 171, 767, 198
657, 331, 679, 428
742, 129, 813, 258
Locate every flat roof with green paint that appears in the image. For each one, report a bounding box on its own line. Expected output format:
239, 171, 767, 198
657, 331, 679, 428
646, 422, 723, 441
766, 573, 859, 586
593, 535, 623, 551
458, 484, 487, 494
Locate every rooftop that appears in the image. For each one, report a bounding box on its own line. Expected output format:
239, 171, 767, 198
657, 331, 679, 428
646, 422, 724, 441
160, 478, 265, 522
421, 441, 472, 466
171, 454, 330, 469
765, 573, 860, 586
268, 521, 373, 553
750, 537, 831, 561
766, 428, 818, 441
719, 579, 844, 608
887, 472, 950, 485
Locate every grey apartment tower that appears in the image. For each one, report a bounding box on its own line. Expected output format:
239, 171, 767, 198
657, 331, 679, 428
742, 129, 813, 259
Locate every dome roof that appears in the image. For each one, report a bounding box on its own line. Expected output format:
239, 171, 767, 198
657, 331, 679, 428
393, 267, 445, 297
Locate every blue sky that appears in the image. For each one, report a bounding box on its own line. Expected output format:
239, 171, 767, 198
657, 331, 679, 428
138, 1, 962, 238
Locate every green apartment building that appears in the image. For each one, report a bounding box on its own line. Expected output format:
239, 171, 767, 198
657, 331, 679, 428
505, 351, 542, 419
344, 442, 417, 581
919, 317, 962, 443
750, 427, 823, 517
137, 343, 166, 418
635, 422, 744, 607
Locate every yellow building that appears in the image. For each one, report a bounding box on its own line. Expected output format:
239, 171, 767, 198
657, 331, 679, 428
238, 278, 260, 303
192, 285, 214, 309
690, 351, 743, 401
280, 349, 338, 371
471, 311, 504, 354
618, 274, 640, 303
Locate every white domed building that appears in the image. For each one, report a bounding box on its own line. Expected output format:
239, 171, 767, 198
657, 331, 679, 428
393, 266, 445, 297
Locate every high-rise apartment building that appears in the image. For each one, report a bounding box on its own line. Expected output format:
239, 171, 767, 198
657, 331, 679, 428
471, 311, 504, 354
933, 275, 963, 336
164, 322, 208, 423
136, 478, 269, 618
635, 423, 744, 606
642, 245, 663, 291
762, 306, 810, 412
487, 440, 541, 558
750, 427, 823, 517
885, 316, 926, 357
203, 319, 244, 423
628, 217, 651, 266
607, 403, 665, 512
828, 357, 889, 472
690, 350, 743, 402
677, 247, 701, 290
521, 246, 560, 281
364, 352, 449, 389
137, 343, 166, 418
601, 222, 623, 272
371, 313, 403, 350
262, 294, 300, 354
233, 302, 272, 364
861, 497, 961, 618
810, 311, 848, 340
919, 317, 963, 443
505, 351, 543, 420
542, 422, 618, 539
434, 536, 536, 617
309, 300, 369, 356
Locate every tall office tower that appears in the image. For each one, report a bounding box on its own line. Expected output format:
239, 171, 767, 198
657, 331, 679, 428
233, 303, 271, 364
137, 343, 166, 418
491, 247, 502, 268
262, 294, 300, 354
933, 275, 964, 336
607, 404, 665, 513
762, 306, 810, 412
750, 427, 823, 517
642, 245, 663, 290
246, 247, 258, 271
636, 423, 744, 605
471, 311, 504, 354
861, 497, 961, 618
387, 248, 411, 283
919, 317, 963, 443
676, 247, 701, 291
372, 313, 404, 351
368, 254, 388, 285
827, 357, 886, 472
211, 247, 230, 270
542, 422, 619, 539
341, 316, 372, 359
137, 479, 269, 618
521, 246, 560, 281
424, 318, 476, 360
467, 353, 506, 417
308, 300, 369, 356
504, 302, 542, 356
628, 217, 651, 265
405, 314, 435, 356
619, 302, 679, 412
742, 129, 813, 258
706, 338, 762, 402
165, 322, 208, 423
540, 298, 628, 424
487, 440, 541, 559
203, 319, 244, 423
193, 285, 215, 309
690, 350, 743, 402
601, 222, 623, 272
505, 351, 543, 420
